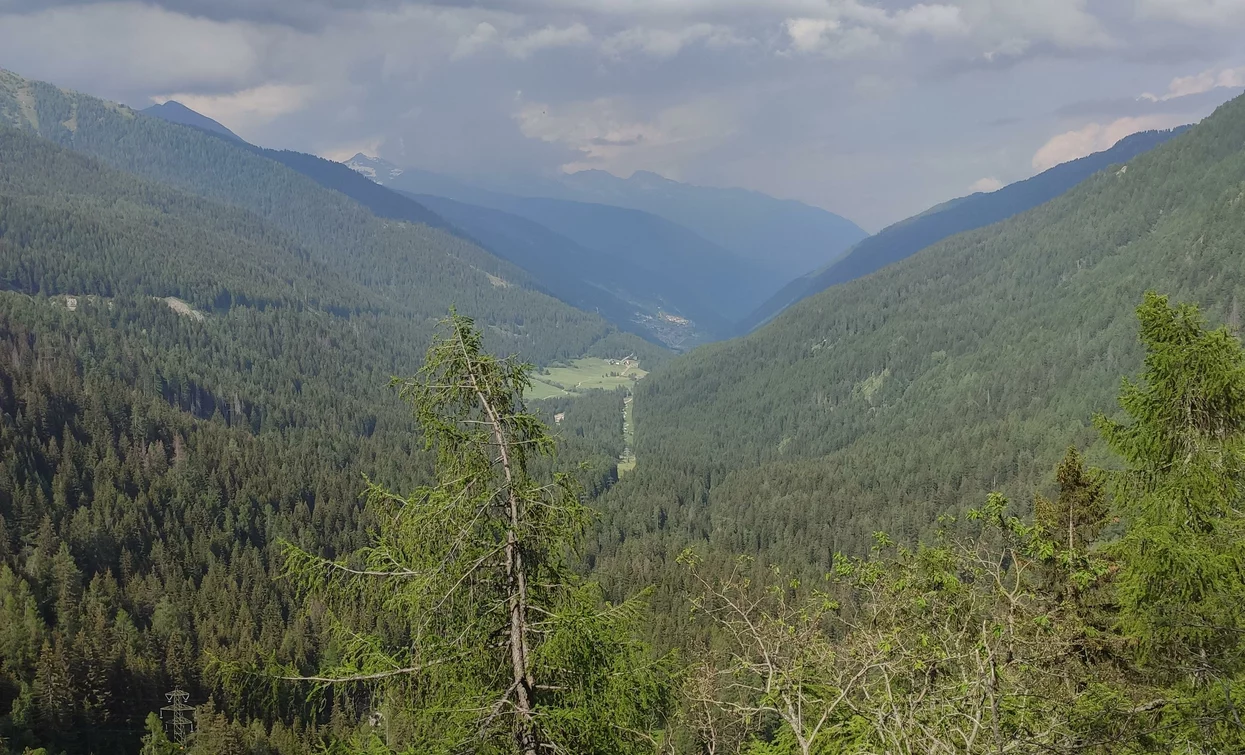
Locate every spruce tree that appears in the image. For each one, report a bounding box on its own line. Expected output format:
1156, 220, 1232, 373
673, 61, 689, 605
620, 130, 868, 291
1095, 292, 1245, 747
282, 312, 672, 753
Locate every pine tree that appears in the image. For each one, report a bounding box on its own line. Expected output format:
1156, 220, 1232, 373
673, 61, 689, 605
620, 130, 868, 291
139, 712, 177, 755
281, 312, 672, 753
1094, 291, 1245, 747
1033, 447, 1110, 604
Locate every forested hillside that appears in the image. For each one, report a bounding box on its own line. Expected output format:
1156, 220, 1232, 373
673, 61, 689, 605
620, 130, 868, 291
140, 101, 242, 142
0, 71, 663, 752
0, 69, 662, 367
405, 191, 764, 343
741, 127, 1187, 331
592, 92, 1245, 589
405, 194, 656, 341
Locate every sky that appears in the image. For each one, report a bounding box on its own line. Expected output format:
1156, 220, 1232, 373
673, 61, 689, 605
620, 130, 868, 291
2, 1, 1244, 230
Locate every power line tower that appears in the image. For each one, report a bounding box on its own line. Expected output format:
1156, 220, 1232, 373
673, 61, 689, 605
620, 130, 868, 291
160, 689, 195, 748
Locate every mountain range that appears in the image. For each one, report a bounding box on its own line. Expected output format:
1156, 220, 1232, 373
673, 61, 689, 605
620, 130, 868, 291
0, 68, 661, 369
739, 126, 1190, 332
345, 154, 869, 282
345, 154, 793, 343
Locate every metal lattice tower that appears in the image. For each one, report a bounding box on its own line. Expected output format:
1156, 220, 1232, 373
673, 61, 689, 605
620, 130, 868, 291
160, 689, 195, 746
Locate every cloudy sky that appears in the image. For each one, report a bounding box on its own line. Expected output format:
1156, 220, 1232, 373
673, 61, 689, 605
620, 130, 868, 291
2, 0, 1244, 230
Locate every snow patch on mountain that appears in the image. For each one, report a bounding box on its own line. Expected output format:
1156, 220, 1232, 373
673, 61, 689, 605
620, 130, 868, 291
344, 153, 404, 183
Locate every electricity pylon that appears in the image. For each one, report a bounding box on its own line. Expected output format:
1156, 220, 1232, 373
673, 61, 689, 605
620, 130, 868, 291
160, 689, 195, 747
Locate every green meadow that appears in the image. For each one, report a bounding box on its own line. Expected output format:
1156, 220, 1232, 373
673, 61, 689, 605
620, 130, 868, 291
526, 357, 647, 400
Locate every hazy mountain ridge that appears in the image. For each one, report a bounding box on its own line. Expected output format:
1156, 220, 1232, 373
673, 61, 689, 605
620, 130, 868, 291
740, 126, 1189, 332
347, 153, 785, 342
141, 100, 244, 142
479, 167, 870, 279
346, 154, 867, 281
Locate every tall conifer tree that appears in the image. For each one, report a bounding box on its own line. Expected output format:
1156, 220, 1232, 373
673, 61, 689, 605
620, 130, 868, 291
282, 312, 672, 754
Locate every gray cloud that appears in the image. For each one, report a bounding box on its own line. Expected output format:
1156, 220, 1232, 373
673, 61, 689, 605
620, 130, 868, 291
1055, 88, 1245, 119
2, 0, 1244, 230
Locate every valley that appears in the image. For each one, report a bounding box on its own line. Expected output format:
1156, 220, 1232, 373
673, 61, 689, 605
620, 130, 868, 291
2, 27, 1245, 754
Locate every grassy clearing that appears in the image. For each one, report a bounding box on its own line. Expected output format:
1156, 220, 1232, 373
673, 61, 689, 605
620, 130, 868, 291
527, 357, 647, 400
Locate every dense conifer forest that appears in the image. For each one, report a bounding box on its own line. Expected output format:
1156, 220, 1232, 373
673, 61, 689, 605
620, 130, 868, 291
2, 67, 1245, 754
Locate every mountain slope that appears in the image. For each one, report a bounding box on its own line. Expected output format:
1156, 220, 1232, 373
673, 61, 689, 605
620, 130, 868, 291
142, 103, 671, 336
255, 148, 451, 231
408, 189, 751, 341
141, 100, 243, 141
0, 128, 360, 314
485, 195, 782, 325
0, 125, 657, 752
0, 68, 663, 366
407, 193, 659, 341
740, 127, 1188, 332
485, 168, 870, 280
347, 155, 782, 339
351, 155, 867, 287
593, 93, 1245, 581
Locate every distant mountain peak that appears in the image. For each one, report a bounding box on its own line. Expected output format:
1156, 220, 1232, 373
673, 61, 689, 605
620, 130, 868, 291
141, 100, 243, 142
344, 153, 405, 182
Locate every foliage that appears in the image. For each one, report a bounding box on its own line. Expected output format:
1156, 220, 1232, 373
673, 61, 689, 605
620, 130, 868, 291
281, 313, 673, 754
1093, 292, 1245, 751
681, 294, 1245, 754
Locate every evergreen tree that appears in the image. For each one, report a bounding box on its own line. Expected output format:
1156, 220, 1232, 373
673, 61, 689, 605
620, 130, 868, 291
282, 313, 673, 753
1095, 291, 1245, 748
139, 713, 177, 755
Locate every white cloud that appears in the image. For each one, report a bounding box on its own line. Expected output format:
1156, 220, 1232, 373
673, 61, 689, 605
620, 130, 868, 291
779, 0, 1116, 60
453, 22, 501, 60
956, 0, 1114, 59
894, 4, 970, 36
1031, 114, 1187, 171
1140, 66, 1245, 102
601, 23, 750, 58
513, 95, 737, 177
154, 84, 315, 135
969, 176, 1003, 192
783, 2, 967, 57
784, 17, 884, 58
503, 23, 593, 59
